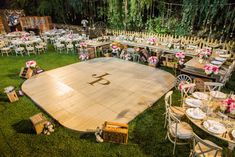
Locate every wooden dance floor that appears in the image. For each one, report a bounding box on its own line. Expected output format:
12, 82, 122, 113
22, 58, 175, 132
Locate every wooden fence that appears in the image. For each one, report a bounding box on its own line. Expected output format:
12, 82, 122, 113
107, 29, 235, 52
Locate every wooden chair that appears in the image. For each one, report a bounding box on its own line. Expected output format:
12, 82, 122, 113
132, 53, 140, 62
194, 78, 205, 92
25, 42, 36, 56
66, 41, 74, 54
190, 133, 222, 157
164, 91, 185, 128
181, 83, 196, 103
35, 43, 44, 54
204, 82, 223, 92
176, 74, 192, 87
1, 47, 11, 56
56, 43, 65, 53
14, 45, 25, 56
166, 112, 193, 155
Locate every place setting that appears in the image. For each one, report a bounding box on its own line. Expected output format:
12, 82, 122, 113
192, 92, 209, 100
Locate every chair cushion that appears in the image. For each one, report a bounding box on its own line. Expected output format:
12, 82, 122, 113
36, 45, 43, 49
1, 47, 10, 51
67, 44, 73, 48
195, 140, 222, 157
26, 47, 34, 51
170, 122, 193, 139
16, 47, 24, 51
170, 106, 185, 118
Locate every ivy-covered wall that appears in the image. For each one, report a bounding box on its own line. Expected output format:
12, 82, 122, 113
0, 0, 234, 40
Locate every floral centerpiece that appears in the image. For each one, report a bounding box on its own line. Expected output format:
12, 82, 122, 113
178, 81, 189, 91
147, 37, 156, 45
204, 64, 219, 75
198, 48, 212, 63
110, 44, 120, 52
148, 56, 158, 67
175, 52, 185, 65
26, 60, 37, 68
21, 34, 29, 41
79, 53, 89, 61
79, 42, 87, 48
220, 98, 235, 115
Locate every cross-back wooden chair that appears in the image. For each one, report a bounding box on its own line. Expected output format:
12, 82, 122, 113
204, 82, 224, 92
166, 112, 193, 155
164, 91, 185, 128
176, 74, 192, 87
181, 83, 196, 105
190, 133, 222, 157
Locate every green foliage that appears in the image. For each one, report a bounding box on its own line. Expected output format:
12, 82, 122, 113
108, 0, 124, 29
146, 17, 190, 36
5, 0, 235, 38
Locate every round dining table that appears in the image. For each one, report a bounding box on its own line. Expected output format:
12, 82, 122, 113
184, 91, 235, 156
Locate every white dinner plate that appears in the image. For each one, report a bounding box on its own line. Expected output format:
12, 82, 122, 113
219, 54, 231, 58
203, 120, 226, 134
211, 60, 223, 65
185, 98, 203, 108
215, 57, 226, 62
192, 92, 208, 100
210, 91, 227, 99
186, 108, 206, 120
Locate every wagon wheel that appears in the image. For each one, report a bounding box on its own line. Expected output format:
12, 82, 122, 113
176, 74, 192, 87
93, 21, 107, 36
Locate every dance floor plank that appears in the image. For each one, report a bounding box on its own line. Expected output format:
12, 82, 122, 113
22, 58, 175, 132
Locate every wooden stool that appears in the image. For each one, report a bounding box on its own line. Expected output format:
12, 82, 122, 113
19, 67, 33, 79
1, 47, 11, 56
30, 113, 48, 134
6, 90, 19, 103
102, 121, 128, 144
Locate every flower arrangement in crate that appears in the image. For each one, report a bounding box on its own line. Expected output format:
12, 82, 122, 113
110, 43, 121, 52
147, 37, 156, 45
26, 60, 37, 68
203, 64, 219, 75
197, 48, 212, 63
220, 98, 235, 116
175, 52, 185, 65
42, 121, 55, 135
148, 56, 158, 67
21, 34, 29, 41
79, 53, 89, 61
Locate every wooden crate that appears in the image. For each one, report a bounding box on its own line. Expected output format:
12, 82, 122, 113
6, 90, 19, 103
30, 113, 48, 134
102, 121, 128, 144
19, 67, 33, 79
87, 47, 95, 59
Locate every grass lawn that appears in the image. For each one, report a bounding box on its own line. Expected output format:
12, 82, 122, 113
0, 46, 234, 157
